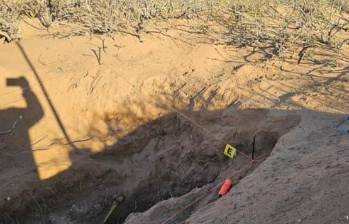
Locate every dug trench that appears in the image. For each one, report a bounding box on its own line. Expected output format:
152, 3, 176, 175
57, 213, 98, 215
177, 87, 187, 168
0, 108, 300, 224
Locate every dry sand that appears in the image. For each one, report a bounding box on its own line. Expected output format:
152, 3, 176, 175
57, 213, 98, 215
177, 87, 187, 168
0, 18, 349, 224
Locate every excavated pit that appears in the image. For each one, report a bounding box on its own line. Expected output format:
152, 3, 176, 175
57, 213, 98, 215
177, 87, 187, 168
0, 108, 300, 224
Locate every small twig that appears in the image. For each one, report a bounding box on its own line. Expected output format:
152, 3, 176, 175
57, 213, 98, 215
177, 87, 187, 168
91, 47, 102, 65
103, 195, 125, 224
0, 31, 11, 43
252, 135, 256, 161
339, 38, 349, 48
102, 39, 107, 53
0, 115, 23, 135
297, 45, 312, 64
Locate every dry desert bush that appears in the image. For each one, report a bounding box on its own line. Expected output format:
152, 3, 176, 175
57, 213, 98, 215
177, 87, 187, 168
0, 0, 348, 62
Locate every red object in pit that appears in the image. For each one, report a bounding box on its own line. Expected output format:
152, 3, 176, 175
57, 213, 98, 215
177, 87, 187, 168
218, 178, 233, 197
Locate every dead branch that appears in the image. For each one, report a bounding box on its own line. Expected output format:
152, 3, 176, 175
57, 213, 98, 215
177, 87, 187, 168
91, 47, 102, 65
0, 30, 11, 42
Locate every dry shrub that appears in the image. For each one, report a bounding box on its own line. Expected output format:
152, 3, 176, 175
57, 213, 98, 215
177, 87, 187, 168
0, 0, 348, 63
0, 1, 22, 41
50, 0, 213, 34
226, 0, 349, 59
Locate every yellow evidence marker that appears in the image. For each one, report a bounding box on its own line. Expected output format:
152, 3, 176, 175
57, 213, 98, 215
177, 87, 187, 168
224, 144, 237, 159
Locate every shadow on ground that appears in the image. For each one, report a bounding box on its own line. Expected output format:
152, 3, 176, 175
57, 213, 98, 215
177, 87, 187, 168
0, 102, 310, 224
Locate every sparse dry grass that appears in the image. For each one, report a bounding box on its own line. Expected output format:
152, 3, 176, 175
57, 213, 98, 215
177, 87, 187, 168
225, 0, 349, 60
0, 1, 22, 41
1, 0, 348, 63
221, 0, 349, 64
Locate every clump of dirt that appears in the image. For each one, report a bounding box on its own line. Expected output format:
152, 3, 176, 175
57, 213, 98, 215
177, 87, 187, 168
0, 108, 300, 224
